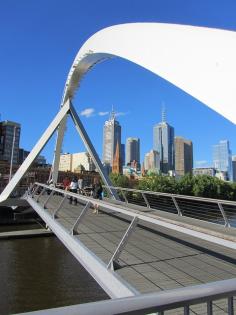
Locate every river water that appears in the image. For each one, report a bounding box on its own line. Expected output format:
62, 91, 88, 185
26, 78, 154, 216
0, 208, 108, 315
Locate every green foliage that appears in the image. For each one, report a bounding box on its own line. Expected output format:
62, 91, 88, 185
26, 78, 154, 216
109, 173, 130, 188
138, 173, 236, 201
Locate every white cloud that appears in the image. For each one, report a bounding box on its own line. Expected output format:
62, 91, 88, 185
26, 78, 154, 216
115, 111, 129, 117
80, 108, 95, 118
98, 111, 109, 116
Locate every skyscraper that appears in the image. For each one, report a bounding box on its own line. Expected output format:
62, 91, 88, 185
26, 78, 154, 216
232, 155, 236, 182
121, 143, 125, 166
213, 140, 232, 181
0, 120, 21, 165
126, 137, 140, 166
102, 110, 121, 169
174, 136, 193, 176
144, 150, 160, 173
153, 108, 174, 173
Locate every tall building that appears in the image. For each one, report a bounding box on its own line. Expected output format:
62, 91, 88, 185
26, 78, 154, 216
18, 148, 30, 164
59, 152, 95, 172
0, 120, 21, 165
121, 143, 125, 166
232, 155, 236, 182
213, 140, 232, 181
144, 150, 160, 173
153, 108, 174, 173
126, 137, 140, 166
174, 136, 193, 176
102, 110, 121, 168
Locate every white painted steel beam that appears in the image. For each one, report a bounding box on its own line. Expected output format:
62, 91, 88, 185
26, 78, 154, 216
0, 100, 70, 203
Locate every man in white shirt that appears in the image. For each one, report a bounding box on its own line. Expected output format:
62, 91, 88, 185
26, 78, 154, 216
69, 177, 78, 205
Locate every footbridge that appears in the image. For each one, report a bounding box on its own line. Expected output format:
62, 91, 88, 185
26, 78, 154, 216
16, 182, 236, 314
1, 22, 236, 314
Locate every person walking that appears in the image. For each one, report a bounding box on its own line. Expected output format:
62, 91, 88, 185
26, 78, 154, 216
92, 178, 103, 214
69, 177, 78, 205
77, 176, 83, 194
63, 177, 71, 191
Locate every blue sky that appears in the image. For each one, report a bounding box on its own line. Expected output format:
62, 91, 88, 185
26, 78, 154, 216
0, 0, 236, 167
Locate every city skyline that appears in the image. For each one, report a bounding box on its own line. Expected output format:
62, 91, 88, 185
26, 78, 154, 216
0, 1, 236, 170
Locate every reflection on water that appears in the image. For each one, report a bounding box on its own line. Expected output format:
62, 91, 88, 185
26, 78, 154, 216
0, 208, 108, 315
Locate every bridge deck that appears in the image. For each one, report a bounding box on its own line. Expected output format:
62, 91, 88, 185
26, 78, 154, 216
34, 193, 236, 315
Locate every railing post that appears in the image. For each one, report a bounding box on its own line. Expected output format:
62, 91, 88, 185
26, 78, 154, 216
228, 296, 234, 315
172, 196, 182, 216
218, 203, 230, 227
52, 195, 67, 219
184, 305, 190, 315
107, 216, 138, 270
70, 201, 91, 235
31, 185, 40, 198
207, 300, 213, 315
142, 193, 150, 209
43, 190, 54, 209
121, 190, 128, 204
35, 187, 46, 202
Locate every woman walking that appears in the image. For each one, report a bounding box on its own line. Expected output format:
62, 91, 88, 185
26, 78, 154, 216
92, 178, 103, 214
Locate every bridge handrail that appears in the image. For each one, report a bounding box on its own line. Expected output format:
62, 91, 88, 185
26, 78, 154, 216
19, 277, 236, 314
103, 185, 236, 206
29, 183, 236, 251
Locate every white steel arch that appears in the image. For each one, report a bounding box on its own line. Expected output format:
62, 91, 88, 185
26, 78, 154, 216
62, 22, 236, 122
1, 22, 236, 202
52, 22, 236, 183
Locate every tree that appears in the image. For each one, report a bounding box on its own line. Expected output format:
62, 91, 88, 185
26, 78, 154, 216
109, 173, 130, 188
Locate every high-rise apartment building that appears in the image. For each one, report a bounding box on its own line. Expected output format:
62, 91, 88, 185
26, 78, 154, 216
126, 137, 140, 166
144, 150, 160, 173
0, 120, 21, 165
213, 140, 232, 181
174, 136, 193, 176
232, 155, 236, 182
153, 109, 174, 173
102, 111, 121, 168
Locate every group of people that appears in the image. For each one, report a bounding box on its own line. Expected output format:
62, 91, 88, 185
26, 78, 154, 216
62, 176, 103, 214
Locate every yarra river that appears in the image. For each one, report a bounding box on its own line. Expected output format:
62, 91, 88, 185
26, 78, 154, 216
0, 207, 108, 315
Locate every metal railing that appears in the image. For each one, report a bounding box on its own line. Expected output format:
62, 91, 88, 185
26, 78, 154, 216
103, 185, 236, 228
23, 182, 236, 314
17, 278, 236, 314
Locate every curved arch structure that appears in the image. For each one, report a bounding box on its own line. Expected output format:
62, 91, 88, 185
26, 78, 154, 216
63, 23, 236, 123
1, 22, 236, 202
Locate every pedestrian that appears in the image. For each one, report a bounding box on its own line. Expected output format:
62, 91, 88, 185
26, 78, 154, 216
69, 177, 78, 205
78, 176, 83, 194
92, 178, 103, 214
63, 176, 71, 191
